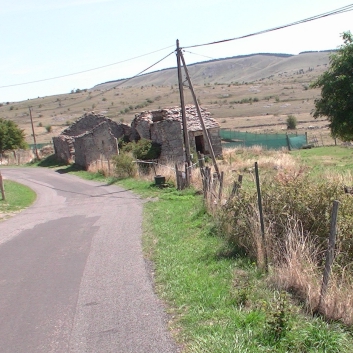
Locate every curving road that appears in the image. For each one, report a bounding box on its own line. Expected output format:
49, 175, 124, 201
0, 168, 179, 353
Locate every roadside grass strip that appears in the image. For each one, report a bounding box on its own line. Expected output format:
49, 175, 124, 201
138, 185, 351, 353
0, 179, 36, 218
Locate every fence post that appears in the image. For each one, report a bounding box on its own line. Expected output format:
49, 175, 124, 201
0, 172, 5, 201
286, 133, 291, 151
197, 152, 205, 169
229, 174, 243, 200
317, 200, 339, 313
218, 171, 224, 200
255, 162, 268, 272
175, 163, 180, 190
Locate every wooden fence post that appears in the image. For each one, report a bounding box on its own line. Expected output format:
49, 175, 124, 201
255, 162, 268, 272
218, 171, 224, 200
317, 200, 339, 313
175, 163, 180, 190
198, 152, 205, 168
229, 174, 243, 200
0, 172, 5, 201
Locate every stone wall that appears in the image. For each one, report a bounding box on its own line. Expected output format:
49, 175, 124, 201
53, 135, 75, 163
131, 106, 222, 162
0, 149, 35, 165
189, 128, 222, 157
53, 112, 129, 168
74, 122, 118, 169
61, 112, 130, 138
151, 120, 183, 161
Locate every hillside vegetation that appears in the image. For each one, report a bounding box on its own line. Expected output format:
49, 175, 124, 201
0, 51, 334, 145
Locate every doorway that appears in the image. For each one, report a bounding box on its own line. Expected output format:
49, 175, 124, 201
195, 135, 205, 154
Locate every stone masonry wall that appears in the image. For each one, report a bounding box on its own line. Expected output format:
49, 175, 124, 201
61, 112, 131, 139
74, 121, 118, 169
53, 135, 75, 163
189, 128, 222, 157
150, 120, 184, 162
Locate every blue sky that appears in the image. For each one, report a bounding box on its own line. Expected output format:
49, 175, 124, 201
1, 0, 352, 103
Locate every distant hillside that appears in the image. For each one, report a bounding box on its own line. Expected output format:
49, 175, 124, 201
94, 51, 332, 90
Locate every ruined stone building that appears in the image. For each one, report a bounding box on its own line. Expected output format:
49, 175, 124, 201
53, 106, 222, 169
131, 105, 222, 162
53, 112, 130, 169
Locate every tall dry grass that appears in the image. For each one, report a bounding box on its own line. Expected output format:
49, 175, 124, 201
106, 146, 353, 324
206, 146, 353, 325
271, 220, 353, 325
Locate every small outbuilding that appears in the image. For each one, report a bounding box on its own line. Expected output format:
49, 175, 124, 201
53, 112, 130, 169
131, 105, 222, 162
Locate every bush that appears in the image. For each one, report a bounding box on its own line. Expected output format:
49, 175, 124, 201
45, 125, 52, 133
286, 115, 297, 129
221, 171, 353, 269
112, 153, 137, 178
122, 138, 161, 160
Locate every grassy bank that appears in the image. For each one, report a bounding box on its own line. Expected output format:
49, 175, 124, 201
117, 179, 351, 353
0, 179, 36, 220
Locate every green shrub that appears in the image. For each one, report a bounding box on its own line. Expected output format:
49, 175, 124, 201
221, 172, 353, 268
45, 125, 52, 133
112, 153, 137, 178
122, 138, 161, 160
286, 115, 297, 129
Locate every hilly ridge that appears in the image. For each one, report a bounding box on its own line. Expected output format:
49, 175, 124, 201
95, 51, 332, 89
1, 51, 334, 145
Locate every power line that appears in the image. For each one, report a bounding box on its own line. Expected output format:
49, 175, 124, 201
183, 50, 215, 60
3, 4, 352, 93
37, 50, 175, 111
183, 4, 353, 49
0, 45, 175, 89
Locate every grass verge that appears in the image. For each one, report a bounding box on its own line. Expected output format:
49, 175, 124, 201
0, 180, 36, 220
118, 179, 352, 353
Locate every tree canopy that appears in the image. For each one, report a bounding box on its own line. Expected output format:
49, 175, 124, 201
311, 32, 353, 141
0, 118, 27, 154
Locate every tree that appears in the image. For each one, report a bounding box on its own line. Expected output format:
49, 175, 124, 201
0, 118, 27, 154
311, 32, 353, 141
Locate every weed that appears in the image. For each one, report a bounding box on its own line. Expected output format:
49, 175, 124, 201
264, 291, 292, 343
112, 153, 137, 178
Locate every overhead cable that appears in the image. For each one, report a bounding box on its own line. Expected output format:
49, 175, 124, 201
183, 4, 353, 49
37, 50, 175, 111
0, 45, 175, 89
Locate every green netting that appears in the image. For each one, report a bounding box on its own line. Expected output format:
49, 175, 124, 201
288, 135, 307, 150
28, 143, 52, 150
220, 129, 307, 150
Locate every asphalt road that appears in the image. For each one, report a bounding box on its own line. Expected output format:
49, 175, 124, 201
0, 168, 179, 353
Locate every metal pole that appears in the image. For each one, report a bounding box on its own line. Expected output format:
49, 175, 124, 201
179, 50, 220, 179
29, 107, 40, 160
176, 40, 191, 186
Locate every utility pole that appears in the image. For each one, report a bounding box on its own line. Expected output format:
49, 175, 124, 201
176, 39, 191, 185
29, 107, 40, 160
179, 51, 220, 179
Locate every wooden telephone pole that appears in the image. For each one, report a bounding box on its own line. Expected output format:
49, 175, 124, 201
177, 42, 220, 179
176, 39, 191, 186
29, 107, 40, 160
